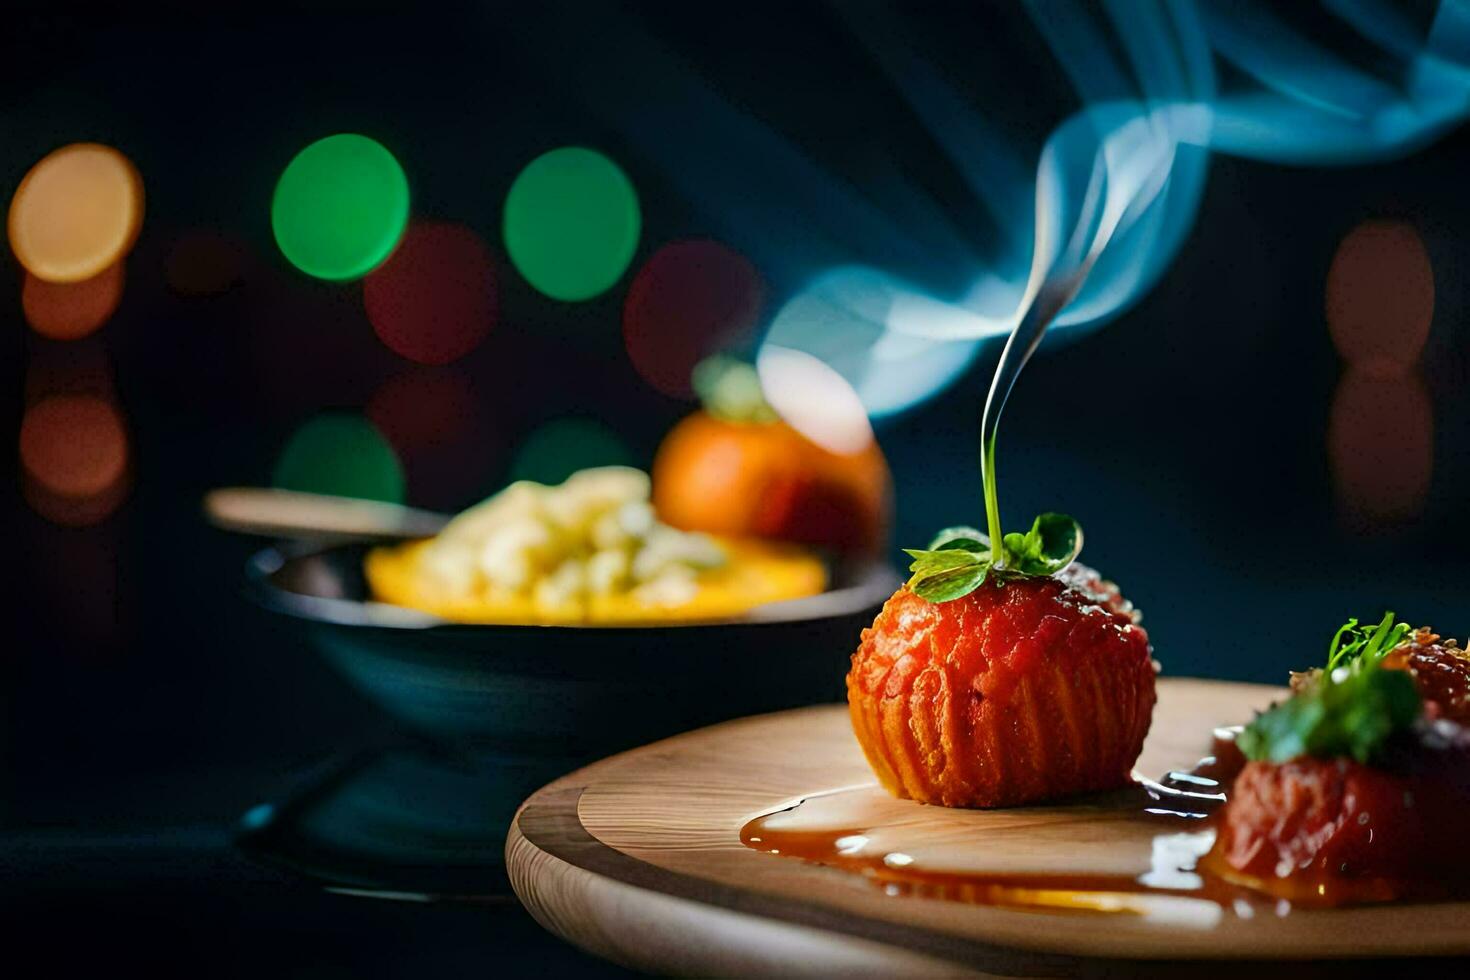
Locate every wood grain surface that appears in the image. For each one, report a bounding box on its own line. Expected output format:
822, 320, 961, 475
507, 678, 1470, 977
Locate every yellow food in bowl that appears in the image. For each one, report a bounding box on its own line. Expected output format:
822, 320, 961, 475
365, 466, 827, 625
367, 536, 825, 625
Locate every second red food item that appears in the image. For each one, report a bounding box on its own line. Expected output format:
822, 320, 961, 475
1205, 735, 1470, 906
847, 563, 1155, 808
1381, 628, 1470, 724
1207, 614, 1470, 906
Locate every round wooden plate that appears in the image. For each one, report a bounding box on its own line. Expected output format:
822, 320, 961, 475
508, 678, 1470, 977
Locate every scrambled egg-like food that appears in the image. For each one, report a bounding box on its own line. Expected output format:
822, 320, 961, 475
366, 466, 827, 624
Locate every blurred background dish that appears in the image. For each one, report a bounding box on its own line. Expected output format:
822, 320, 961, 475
362, 464, 832, 625
237, 538, 895, 894
653, 357, 892, 557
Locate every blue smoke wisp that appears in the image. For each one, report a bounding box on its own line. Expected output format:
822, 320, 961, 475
757, 0, 1470, 427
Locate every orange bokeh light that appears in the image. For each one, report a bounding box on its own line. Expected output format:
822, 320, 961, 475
363, 221, 496, 365
24, 465, 131, 528
1328, 369, 1432, 527
22, 262, 125, 340
623, 239, 765, 398
20, 394, 131, 526
8, 143, 144, 284
1325, 220, 1433, 373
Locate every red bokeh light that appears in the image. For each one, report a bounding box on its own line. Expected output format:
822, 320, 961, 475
24, 466, 131, 528
21, 395, 128, 497
1328, 369, 1432, 527
19, 393, 130, 526
1325, 220, 1434, 373
367, 366, 501, 510
22, 262, 125, 340
623, 239, 765, 398
363, 221, 496, 365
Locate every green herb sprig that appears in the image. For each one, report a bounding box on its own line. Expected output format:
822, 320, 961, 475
1238, 611, 1422, 765
1323, 612, 1412, 674
902, 513, 1082, 603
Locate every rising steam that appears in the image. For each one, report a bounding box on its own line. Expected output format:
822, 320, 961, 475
500, 1, 1470, 435
758, 0, 1470, 428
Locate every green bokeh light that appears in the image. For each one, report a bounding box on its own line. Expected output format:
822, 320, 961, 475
510, 418, 634, 485
272, 134, 409, 281
273, 413, 406, 503
503, 147, 640, 301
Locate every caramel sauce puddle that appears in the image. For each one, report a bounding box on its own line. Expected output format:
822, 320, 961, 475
740, 728, 1262, 919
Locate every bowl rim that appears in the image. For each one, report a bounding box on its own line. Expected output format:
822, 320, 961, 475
245, 540, 900, 633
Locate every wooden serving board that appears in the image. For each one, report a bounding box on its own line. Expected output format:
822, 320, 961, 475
507, 678, 1470, 977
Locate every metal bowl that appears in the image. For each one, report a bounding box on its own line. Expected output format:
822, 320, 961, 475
246, 540, 897, 748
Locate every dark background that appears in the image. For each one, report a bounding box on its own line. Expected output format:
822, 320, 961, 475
5, 4, 1467, 977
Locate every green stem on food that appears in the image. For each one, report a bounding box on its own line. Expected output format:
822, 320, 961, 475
982, 431, 1004, 568
977, 292, 1059, 571
1324, 618, 1359, 673
903, 289, 1086, 603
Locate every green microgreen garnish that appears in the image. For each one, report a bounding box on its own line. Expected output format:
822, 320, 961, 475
902, 513, 1082, 603
1238, 611, 1422, 765
926, 526, 987, 551
901, 550, 993, 602
1323, 612, 1412, 674
1003, 513, 1083, 576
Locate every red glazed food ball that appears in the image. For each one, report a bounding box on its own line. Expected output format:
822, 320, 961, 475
1204, 727, 1470, 906
1204, 623, 1470, 906
846, 563, 1155, 808
1382, 628, 1470, 724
